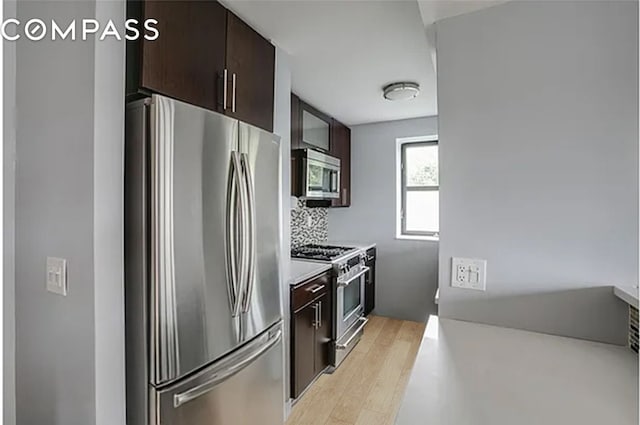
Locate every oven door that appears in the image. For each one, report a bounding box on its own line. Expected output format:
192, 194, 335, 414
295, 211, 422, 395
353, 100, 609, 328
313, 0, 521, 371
336, 267, 368, 339
303, 150, 340, 199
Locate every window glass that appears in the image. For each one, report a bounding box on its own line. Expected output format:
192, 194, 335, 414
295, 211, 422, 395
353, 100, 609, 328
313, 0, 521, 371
405, 191, 439, 233
405, 144, 438, 186
399, 140, 439, 238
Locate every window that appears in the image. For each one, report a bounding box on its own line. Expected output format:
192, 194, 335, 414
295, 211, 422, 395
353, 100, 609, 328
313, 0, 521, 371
398, 139, 439, 239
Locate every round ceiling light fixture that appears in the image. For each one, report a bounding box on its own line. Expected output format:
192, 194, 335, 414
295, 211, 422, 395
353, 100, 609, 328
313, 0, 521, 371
383, 82, 420, 101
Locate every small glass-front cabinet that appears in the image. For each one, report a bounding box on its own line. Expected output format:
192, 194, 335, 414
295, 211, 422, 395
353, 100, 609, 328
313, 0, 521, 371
302, 110, 330, 151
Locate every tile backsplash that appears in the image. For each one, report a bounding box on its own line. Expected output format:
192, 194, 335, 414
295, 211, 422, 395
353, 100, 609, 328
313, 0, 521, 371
291, 198, 328, 247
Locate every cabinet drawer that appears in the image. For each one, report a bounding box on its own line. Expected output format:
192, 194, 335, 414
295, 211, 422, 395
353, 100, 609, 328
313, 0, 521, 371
292, 272, 331, 312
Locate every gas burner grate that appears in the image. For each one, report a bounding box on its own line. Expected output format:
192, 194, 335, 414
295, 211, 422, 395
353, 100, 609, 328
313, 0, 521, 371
291, 244, 356, 262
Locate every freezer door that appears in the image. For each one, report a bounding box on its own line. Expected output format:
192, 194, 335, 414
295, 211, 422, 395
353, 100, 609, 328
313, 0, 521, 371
149, 94, 246, 385
152, 323, 284, 425
238, 122, 283, 341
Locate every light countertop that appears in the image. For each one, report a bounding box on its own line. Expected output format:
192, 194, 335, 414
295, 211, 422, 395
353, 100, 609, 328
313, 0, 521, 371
288, 260, 332, 286
396, 316, 638, 425
613, 285, 639, 308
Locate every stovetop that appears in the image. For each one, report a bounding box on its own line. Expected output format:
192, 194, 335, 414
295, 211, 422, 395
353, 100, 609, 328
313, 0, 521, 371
291, 244, 358, 263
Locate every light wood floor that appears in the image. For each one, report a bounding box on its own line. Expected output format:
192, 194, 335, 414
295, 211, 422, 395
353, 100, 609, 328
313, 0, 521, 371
286, 315, 426, 425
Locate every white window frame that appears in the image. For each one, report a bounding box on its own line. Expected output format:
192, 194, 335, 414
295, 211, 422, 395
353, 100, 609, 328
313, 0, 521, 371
395, 135, 439, 241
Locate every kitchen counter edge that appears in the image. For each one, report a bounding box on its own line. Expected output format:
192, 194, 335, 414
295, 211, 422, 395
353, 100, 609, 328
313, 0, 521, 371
289, 260, 333, 286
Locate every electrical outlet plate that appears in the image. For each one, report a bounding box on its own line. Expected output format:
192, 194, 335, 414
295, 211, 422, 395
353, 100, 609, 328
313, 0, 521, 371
46, 257, 68, 296
451, 257, 486, 291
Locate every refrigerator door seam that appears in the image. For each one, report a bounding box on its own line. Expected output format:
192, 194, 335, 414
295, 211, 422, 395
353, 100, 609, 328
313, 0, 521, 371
233, 151, 250, 318
240, 153, 257, 313
226, 152, 246, 317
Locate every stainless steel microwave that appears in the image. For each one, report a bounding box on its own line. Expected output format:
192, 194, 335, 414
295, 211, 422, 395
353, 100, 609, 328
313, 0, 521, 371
293, 149, 340, 200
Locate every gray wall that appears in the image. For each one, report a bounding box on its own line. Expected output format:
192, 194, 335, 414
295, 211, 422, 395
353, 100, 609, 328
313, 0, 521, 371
15, 1, 126, 424
329, 117, 439, 323
436, 0, 638, 344
4, 0, 17, 424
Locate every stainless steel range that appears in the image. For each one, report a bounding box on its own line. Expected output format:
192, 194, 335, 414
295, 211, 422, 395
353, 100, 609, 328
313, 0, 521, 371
291, 244, 369, 368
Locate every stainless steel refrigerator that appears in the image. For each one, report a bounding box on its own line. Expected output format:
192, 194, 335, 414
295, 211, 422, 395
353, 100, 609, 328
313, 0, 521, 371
125, 94, 284, 425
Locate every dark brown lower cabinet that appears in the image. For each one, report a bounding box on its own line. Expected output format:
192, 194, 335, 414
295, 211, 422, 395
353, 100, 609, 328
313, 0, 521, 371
364, 247, 376, 316
314, 292, 331, 373
293, 302, 316, 397
291, 271, 332, 399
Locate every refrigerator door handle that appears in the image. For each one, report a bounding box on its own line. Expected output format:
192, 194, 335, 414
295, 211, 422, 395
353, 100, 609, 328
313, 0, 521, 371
226, 152, 248, 317
173, 328, 282, 408
240, 153, 257, 313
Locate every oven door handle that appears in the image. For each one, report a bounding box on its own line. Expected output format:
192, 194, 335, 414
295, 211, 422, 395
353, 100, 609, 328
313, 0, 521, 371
337, 267, 370, 287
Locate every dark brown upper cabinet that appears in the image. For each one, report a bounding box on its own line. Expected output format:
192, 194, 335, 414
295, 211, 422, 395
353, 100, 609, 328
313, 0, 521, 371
291, 93, 302, 150
225, 11, 275, 132
291, 94, 332, 152
128, 0, 227, 111
330, 119, 351, 207
127, 1, 275, 132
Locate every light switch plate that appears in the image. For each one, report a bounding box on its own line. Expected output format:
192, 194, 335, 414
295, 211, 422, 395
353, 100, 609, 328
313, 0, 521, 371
451, 257, 486, 291
46, 257, 68, 296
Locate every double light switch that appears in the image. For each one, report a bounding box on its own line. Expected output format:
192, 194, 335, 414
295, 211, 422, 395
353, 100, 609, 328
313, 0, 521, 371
46, 257, 68, 296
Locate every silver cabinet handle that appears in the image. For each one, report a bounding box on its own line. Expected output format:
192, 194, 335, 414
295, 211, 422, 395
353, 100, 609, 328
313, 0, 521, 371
223, 69, 228, 111
308, 284, 325, 294
240, 153, 256, 313
337, 267, 370, 287
336, 318, 369, 349
174, 328, 282, 407
232, 73, 237, 113
312, 303, 319, 329
318, 301, 322, 328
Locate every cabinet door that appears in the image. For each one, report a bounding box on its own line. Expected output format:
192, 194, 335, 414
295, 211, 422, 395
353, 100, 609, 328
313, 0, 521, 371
314, 293, 331, 375
291, 93, 302, 149
138, 0, 227, 111
364, 249, 376, 316
291, 94, 302, 196
299, 100, 332, 152
330, 120, 351, 207
292, 303, 316, 398
226, 11, 275, 132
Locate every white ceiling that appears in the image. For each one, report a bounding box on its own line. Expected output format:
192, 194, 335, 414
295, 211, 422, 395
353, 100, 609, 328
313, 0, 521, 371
225, 0, 502, 126
417, 0, 507, 25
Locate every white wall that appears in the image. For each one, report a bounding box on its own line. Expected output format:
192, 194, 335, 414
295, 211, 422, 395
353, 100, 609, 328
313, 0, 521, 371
93, 2, 126, 424
14, 1, 126, 424
436, 0, 638, 344
329, 117, 439, 322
